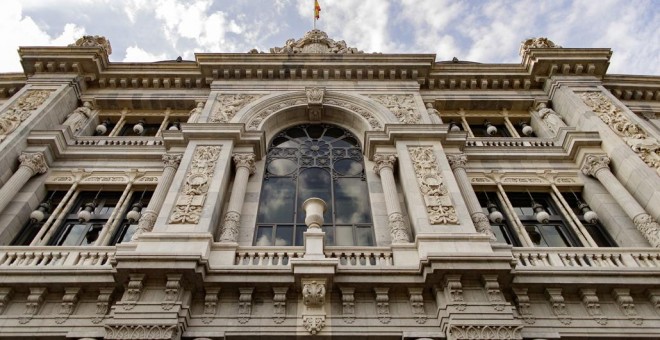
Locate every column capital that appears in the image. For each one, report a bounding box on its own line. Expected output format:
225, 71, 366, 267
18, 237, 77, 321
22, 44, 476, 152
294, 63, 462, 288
447, 153, 468, 170
18, 152, 48, 175
373, 153, 397, 175
232, 153, 256, 175
162, 153, 183, 169
581, 154, 610, 177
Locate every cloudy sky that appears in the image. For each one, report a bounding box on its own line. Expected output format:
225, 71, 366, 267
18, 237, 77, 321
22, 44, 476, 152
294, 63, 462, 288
1, 0, 658, 75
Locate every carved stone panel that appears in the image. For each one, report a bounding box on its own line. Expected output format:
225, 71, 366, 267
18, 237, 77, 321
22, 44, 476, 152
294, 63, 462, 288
545, 288, 571, 325
202, 288, 220, 324
339, 287, 355, 324
169, 146, 222, 224
301, 278, 327, 334
0, 90, 52, 142
272, 287, 288, 324
19, 287, 47, 324
374, 287, 391, 324
238, 287, 254, 324
104, 324, 178, 340
210, 94, 262, 123
447, 325, 523, 340
408, 147, 459, 224
368, 94, 421, 124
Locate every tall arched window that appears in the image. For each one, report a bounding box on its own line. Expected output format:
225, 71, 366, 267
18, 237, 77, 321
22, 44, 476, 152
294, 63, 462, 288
255, 124, 374, 246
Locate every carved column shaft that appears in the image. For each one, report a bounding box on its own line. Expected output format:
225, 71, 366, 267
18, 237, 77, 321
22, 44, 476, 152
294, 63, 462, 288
132, 154, 181, 240
0, 152, 48, 215
220, 153, 256, 243
374, 154, 410, 243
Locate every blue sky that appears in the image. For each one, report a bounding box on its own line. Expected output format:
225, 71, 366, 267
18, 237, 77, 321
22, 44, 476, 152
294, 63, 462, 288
1, 0, 659, 75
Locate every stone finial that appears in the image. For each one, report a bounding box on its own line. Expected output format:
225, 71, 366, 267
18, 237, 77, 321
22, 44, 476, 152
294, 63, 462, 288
580, 154, 610, 177
232, 153, 256, 175
268, 29, 363, 54
18, 152, 48, 175
69, 35, 112, 55
373, 153, 397, 175
519, 37, 561, 56
447, 153, 468, 170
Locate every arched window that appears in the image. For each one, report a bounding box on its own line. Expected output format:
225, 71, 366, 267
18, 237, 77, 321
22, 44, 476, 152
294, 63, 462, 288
255, 124, 374, 246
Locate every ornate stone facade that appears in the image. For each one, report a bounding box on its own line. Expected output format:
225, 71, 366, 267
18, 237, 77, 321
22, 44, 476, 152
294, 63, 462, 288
210, 94, 262, 123
368, 94, 421, 124
0, 90, 51, 142
409, 147, 458, 224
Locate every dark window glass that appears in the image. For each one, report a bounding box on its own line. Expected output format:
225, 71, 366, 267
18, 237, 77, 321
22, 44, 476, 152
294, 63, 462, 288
50, 191, 122, 246
255, 124, 374, 246
110, 191, 153, 245
561, 192, 616, 247
11, 191, 65, 246
119, 123, 161, 136
469, 123, 511, 137
476, 192, 519, 246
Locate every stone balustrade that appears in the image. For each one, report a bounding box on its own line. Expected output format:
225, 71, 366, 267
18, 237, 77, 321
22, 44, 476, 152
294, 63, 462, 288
0, 246, 114, 268
465, 138, 555, 148
73, 136, 164, 146
514, 247, 660, 269
326, 247, 394, 268
233, 247, 305, 266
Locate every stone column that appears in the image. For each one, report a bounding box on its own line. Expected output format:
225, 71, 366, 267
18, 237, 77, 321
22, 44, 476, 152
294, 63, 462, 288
219, 153, 256, 243
447, 153, 496, 240
373, 154, 410, 243
0, 152, 48, 214
581, 154, 660, 247
131, 153, 182, 240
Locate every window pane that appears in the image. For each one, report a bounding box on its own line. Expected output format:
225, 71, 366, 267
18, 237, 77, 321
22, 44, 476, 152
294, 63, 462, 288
334, 159, 363, 176
335, 178, 371, 224
255, 226, 273, 246
257, 178, 295, 223
296, 168, 332, 223
336, 226, 354, 246
274, 225, 293, 246
322, 226, 334, 246
584, 224, 616, 247
295, 225, 307, 246
356, 226, 374, 246
59, 223, 88, 246
492, 225, 512, 245
118, 224, 138, 244
267, 158, 298, 176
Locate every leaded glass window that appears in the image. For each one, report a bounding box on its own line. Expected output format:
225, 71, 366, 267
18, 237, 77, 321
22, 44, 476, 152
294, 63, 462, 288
255, 124, 374, 246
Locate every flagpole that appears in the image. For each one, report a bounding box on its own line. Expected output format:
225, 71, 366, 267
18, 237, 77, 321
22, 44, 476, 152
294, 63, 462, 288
313, 0, 316, 30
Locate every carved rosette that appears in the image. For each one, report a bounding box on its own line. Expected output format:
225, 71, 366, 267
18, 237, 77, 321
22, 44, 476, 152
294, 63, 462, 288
368, 94, 421, 124
580, 154, 610, 177
18, 152, 49, 175
303, 316, 326, 335
0, 90, 52, 142
388, 212, 410, 244
519, 37, 561, 55
162, 153, 183, 169
272, 287, 288, 324
104, 325, 178, 340
632, 214, 660, 248
69, 35, 112, 55
580, 289, 607, 325
211, 94, 262, 123
409, 147, 459, 224
169, 146, 221, 224
580, 92, 660, 175
447, 325, 523, 340
546, 288, 571, 325
268, 29, 363, 54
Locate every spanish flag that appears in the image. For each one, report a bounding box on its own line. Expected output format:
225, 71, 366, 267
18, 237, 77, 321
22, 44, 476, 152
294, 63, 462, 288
314, 0, 321, 20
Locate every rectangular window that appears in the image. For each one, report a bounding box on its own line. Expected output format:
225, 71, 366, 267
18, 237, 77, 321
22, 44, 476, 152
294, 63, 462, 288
11, 191, 66, 246
50, 191, 122, 246
109, 191, 153, 245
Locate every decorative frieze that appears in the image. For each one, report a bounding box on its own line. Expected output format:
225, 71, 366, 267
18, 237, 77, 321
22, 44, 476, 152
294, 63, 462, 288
93, 287, 114, 324
408, 147, 459, 224
324, 98, 382, 130
374, 287, 391, 324
580, 91, 660, 175
210, 94, 262, 123
340, 287, 356, 324
272, 287, 288, 324
482, 275, 506, 311
123, 274, 144, 310
612, 288, 643, 325
408, 287, 426, 324
302, 279, 327, 334
162, 275, 182, 311
545, 288, 571, 325
513, 288, 534, 324
69, 35, 112, 55
202, 288, 220, 324
55, 287, 81, 324
0, 90, 52, 142
104, 324, 178, 340
368, 94, 421, 124
444, 275, 466, 311
169, 146, 221, 224
238, 287, 254, 324
580, 289, 607, 325
19, 287, 47, 324
447, 325, 523, 340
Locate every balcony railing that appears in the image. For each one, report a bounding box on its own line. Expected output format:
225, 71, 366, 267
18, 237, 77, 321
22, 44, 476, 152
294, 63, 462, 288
0, 246, 114, 269
465, 137, 555, 148
513, 247, 660, 270
73, 136, 164, 147
229, 246, 395, 269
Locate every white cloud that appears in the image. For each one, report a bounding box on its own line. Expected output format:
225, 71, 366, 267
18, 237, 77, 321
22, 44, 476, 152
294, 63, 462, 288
122, 46, 167, 62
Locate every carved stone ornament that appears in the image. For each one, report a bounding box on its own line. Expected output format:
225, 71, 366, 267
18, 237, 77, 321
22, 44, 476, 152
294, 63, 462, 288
272, 287, 288, 324
447, 153, 468, 170
0, 287, 13, 315
408, 288, 427, 324
303, 316, 326, 335
536, 102, 566, 135
19, 287, 47, 324
519, 37, 561, 55
580, 154, 610, 177
409, 147, 459, 224
482, 275, 506, 312
447, 325, 523, 340
306, 87, 325, 105
219, 211, 241, 243
513, 288, 535, 324
18, 152, 49, 175
55, 287, 81, 324
210, 94, 262, 123
93, 288, 114, 324
63, 101, 93, 133
388, 212, 410, 244
545, 288, 571, 325
188, 101, 205, 123
169, 146, 221, 224
104, 324, 178, 340
580, 289, 607, 325
233, 152, 256, 174
202, 288, 220, 324
632, 214, 660, 248
0, 90, 51, 142
248, 97, 307, 130
368, 94, 421, 124
69, 35, 112, 55
373, 153, 396, 175
303, 281, 326, 307
374, 287, 391, 324
268, 29, 363, 54
340, 287, 356, 324
162, 153, 183, 169
132, 210, 158, 241
580, 92, 660, 175
302, 278, 327, 334
472, 213, 497, 240
613, 288, 643, 325
238, 287, 254, 324
324, 98, 382, 130
162, 275, 182, 311
444, 275, 466, 311
123, 274, 144, 310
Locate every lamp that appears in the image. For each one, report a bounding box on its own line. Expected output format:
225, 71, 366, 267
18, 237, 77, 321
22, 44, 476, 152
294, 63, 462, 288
484, 192, 503, 223
449, 121, 462, 132
78, 188, 102, 222
528, 190, 549, 223
484, 120, 498, 136
133, 119, 146, 134
572, 191, 598, 223
519, 121, 534, 136
30, 191, 57, 223
95, 119, 111, 135
168, 120, 180, 131
126, 189, 147, 223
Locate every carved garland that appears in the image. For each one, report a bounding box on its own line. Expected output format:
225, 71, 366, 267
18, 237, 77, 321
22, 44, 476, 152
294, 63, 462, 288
104, 325, 178, 340
210, 94, 263, 123
169, 146, 222, 224
580, 92, 660, 175
0, 90, 52, 142
447, 325, 523, 340
368, 94, 421, 124
408, 147, 459, 224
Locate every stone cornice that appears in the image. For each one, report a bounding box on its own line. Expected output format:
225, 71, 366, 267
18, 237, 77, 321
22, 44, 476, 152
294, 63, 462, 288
0, 73, 27, 98
603, 75, 660, 102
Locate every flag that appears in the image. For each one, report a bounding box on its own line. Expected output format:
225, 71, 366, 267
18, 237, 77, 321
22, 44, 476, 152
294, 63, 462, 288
315, 0, 321, 20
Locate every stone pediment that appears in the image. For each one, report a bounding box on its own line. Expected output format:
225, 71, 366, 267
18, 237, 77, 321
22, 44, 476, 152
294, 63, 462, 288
266, 29, 363, 54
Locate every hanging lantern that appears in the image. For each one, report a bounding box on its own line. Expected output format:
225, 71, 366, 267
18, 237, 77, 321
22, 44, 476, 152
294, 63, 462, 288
449, 121, 462, 132
579, 202, 599, 223
484, 120, 498, 136
30, 202, 51, 223
126, 202, 143, 223
168, 121, 180, 131
133, 119, 146, 134
519, 121, 534, 136
95, 119, 111, 135
487, 202, 504, 223
77, 202, 96, 222
532, 202, 550, 223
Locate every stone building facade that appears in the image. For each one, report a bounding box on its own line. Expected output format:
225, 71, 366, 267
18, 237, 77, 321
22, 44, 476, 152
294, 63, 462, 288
0, 31, 658, 339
